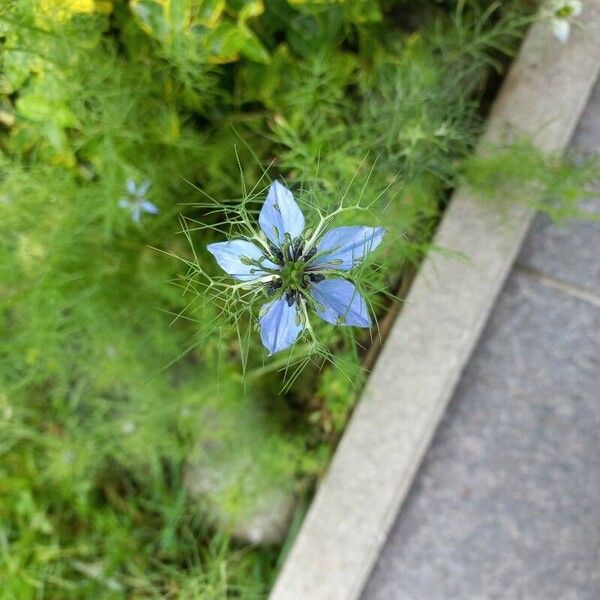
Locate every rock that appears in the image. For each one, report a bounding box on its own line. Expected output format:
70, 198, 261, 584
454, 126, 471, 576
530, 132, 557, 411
184, 399, 300, 546
185, 450, 297, 545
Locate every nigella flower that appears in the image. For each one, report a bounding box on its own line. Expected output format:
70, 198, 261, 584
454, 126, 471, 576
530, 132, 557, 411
207, 181, 385, 354
118, 179, 159, 223
547, 0, 582, 43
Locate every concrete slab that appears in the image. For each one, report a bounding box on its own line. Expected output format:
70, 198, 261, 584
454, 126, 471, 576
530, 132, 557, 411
518, 208, 600, 296
361, 271, 600, 600
568, 75, 600, 156
517, 78, 600, 296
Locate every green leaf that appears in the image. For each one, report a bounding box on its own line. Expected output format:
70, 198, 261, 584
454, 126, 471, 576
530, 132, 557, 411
3, 50, 36, 92
201, 21, 243, 62
286, 11, 344, 58
237, 26, 270, 63
238, 44, 295, 107
194, 0, 226, 27
199, 20, 269, 63
287, 0, 382, 23
130, 0, 169, 39
286, 0, 344, 15
343, 0, 381, 23
16, 93, 77, 128
228, 0, 264, 24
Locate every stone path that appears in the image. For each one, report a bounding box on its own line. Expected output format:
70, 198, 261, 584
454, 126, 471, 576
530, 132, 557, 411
361, 79, 600, 600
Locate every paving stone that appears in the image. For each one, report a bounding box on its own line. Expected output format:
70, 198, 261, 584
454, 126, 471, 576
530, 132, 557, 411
361, 272, 600, 600
517, 78, 600, 296
569, 76, 600, 156
517, 205, 600, 297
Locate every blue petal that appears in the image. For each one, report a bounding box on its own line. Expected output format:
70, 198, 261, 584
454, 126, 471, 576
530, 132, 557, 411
138, 180, 151, 197
259, 296, 304, 354
141, 200, 159, 214
126, 179, 137, 195
311, 278, 371, 327
132, 207, 141, 223
310, 226, 385, 271
207, 240, 279, 281
259, 181, 305, 247
118, 198, 130, 209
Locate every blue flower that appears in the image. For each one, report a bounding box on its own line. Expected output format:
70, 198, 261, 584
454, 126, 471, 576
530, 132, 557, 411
118, 179, 159, 223
207, 181, 385, 354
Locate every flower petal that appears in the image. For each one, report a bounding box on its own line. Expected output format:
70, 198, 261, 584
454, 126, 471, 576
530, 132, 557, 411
138, 180, 151, 197
311, 278, 371, 327
259, 297, 304, 354
259, 181, 305, 246
207, 240, 279, 281
141, 200, 159, 214
310, 226, 385, 272
126, 179, 137, 195
552, 18, 570, 42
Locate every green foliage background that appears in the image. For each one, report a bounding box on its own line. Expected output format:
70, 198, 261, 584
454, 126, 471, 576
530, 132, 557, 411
0, 0, 567, 598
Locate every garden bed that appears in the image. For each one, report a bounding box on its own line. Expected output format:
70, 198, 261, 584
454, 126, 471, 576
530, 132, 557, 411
1, 1, 596, 599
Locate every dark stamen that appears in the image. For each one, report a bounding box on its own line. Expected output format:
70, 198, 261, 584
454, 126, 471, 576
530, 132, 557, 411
266, 280, 282, 296
267, 240, 284, 264
308, 273, 325, 284
282, 233, 294, 262
302, 246, 317, 261
285, 289, 298, 306
291, 238, 303, 260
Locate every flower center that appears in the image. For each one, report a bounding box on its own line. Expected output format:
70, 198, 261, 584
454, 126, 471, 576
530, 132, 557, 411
556, 5, 573, 17
280, 260, 306, 290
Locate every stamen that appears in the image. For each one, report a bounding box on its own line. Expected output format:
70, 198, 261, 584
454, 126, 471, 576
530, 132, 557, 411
291, 238, 304, 260
266, 279, 283, 296
285, 289, 298, 307
302, 247, 317, 261
283, 233, 294, 262
267, 240, 284, 264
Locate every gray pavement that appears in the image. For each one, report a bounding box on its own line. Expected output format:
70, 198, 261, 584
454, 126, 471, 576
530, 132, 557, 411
361, 80, 600, 600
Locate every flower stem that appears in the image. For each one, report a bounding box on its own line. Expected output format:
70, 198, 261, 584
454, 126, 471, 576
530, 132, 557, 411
302, 206, 345, 255
299, 296, 318, 345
